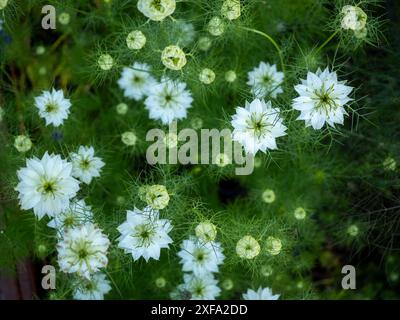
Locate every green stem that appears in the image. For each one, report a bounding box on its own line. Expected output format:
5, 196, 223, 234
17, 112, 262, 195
239, 26, 285, 73
316, 30, 339, 54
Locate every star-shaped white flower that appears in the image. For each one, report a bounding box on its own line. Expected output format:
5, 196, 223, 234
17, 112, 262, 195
47, 199, 94, 234
118, 62, 156, 101
178, 236, 225, 276
34, 89, 71, 127
176, 273, 221, 300
247, 62, 284, 99
15, 152, 80, 219
70, 146, 105, 184
292, 68, 353, 130
117, 206, 173, 262
73, 273, 112, 300
242, 287, 280, 300
231, 98, 287, 155
57, 223, 110, 279
144, 77, 193, 125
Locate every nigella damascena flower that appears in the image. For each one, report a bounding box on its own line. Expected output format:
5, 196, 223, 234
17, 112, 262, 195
47, 199, 94, 234
15, 152, 80, 219
118, 62, 156, 101
73, 273, 111, 300
117, 206, 173, 262
231, 99, 287, 155
292, 68, 353, 130
247, 62, 284, 99
144, 76, 193, 125
70, 146, 105, 185
34, 89, 72, 127
178, 236, 225, 276
242, 287, 280, 300
57, 223, 110, 279
176, 273, 221, 300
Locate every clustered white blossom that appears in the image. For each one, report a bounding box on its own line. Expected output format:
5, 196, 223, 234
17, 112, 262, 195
12, 1, 362, 301
173, 226, 225, 300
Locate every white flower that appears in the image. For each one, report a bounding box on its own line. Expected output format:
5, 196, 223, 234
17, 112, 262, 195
231, 99, 287, 155
161, 45, 187, 70
137, 0, 176, 21
118, 62, 156, 101
126, 30, 146, 50
242, 287, 280, 300
47, 199, 94, 234
144, 77, 193, 125
15, 152, 80, 219
247, 62, 284, 99
292, 68, 353, 130
178, 236, 225, 276
177, 273, 221, 300
73, 273, 111, 300
70, 146, 105, 185
14, 135, 32, 153
117, 206, 173, 261
341, 5, 367, 32
57, 223, 110, 279
34, 89, 71, 127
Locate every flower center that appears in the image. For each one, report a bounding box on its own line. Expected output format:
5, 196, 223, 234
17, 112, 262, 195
78, 248, 89, 259
64, 215, 76, 227
134, 223, 156, 247
314, 86, 337, 113
151, 0, 163, 11
80, 158, 91, 170
194, 284, 205, 296
195, 249, 206, 263
262, 75, 271, 84
40, 180, 57, 196
132, 76, 143, 84
45, 102, 58, 113
247, 113, 270, 138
